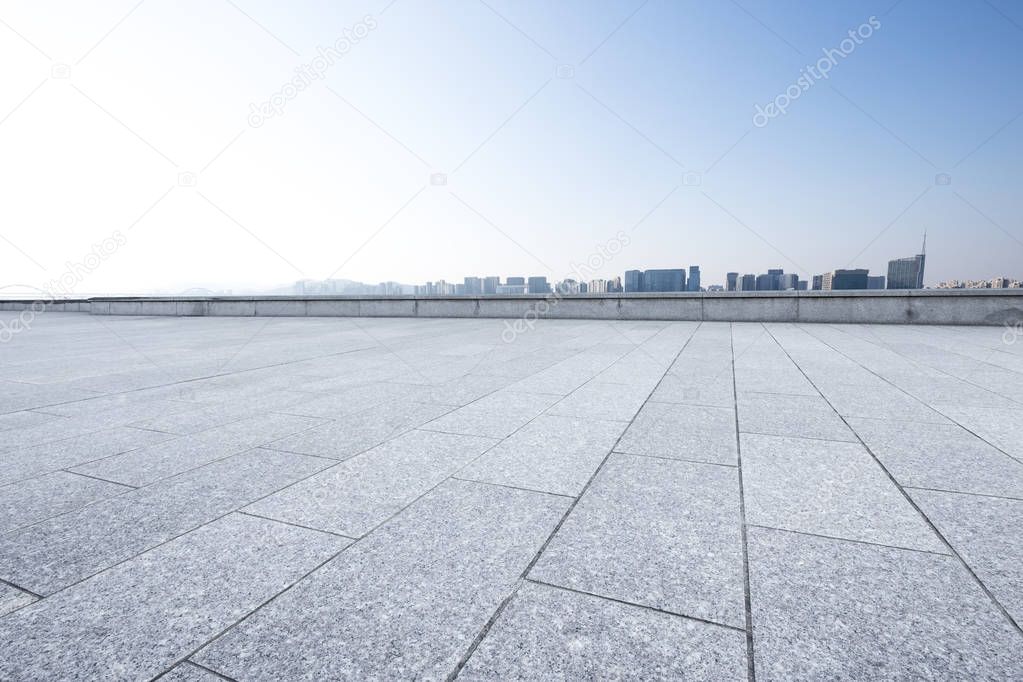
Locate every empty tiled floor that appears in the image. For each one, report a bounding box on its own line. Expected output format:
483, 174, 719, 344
1, 313, 1022, 680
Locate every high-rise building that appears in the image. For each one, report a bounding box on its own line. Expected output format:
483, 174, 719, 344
527, 276, 551, 294
579, 281, 588, 293
608, 276, 623, 293
822, 269, 869, 290
812, 274, 823, 291
687, 266, 701, 292
643, 269, 686, 292
867, 275, 886, 289
463, 277, 482, 295
777, 273, 798, 290
483, 276, 500, 295
624, 270, 643, 293
726, 272, 739, 292
887, 233, 927, 289
740, 274, 757, 291
796, 280, 808, 291
506, 276, 525, 286
755, 274, 773, 291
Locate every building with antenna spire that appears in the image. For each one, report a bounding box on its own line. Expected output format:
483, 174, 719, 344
886, 231, 927, 289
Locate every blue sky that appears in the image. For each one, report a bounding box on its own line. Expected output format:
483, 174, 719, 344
1, 0, 1020, 293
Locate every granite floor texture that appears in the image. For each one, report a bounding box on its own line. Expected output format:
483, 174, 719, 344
1, 313, 1022, 680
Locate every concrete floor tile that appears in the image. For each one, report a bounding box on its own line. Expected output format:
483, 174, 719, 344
423, 390, 561, 439
0, 449, 332, 594
849, 418, 1023, 499
546, 381, 651, 423
246, 429, 497, 537
459, 415, 625, 496
748, 526, 1023, 679
0, 471, 132, 534
0, 582, 36, 616
530, 453, 746, 627
70, 413, 324, 486
193, 479, 569, 680
738, 393, 856, 442
0, 513, 346, 681
616, 402, 738, 465
741, 433, 944, 552
911, 489, 1023, 625
461, 581, 747, 680
265, 400, 450, 460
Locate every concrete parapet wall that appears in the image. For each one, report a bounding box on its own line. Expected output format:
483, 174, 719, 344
3, 291, 1023, 325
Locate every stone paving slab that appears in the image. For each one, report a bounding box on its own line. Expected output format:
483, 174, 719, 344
0, 513, 347, 680
193, 479, 569, 680
69, 412, 325, 486
246, 429, 498, 537
849, 417, 1023, 499
748, 526, 1023, 679
0, 448, 332, 594
741, 433, 945, 553
0, 471, 132, 534
422, 389, 562, 439
910, 488, 1023, 625
737, 393, 856, 442
616, 402, 738, 465
460, 581, 747, 680
459, 414, 625, 496
530, 453, 746, 627
0, 581, 37, 616
265, 400, 452, 460
0, 426, 174, 487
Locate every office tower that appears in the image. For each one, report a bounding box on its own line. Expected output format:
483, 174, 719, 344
822, 269, 869, 290
556, 279, 580, 294
505, 276, 525, 286
687, 266, 701, 292
886, 232, 927, 289
777, 273, 798, 290
624, 270, 643, 293
740, 274, 756, 291
867, 275, 886, 290
463, 277, 482, 295
588, 279, 606, 294
483, 276, 499, 295
755, 274, 773, 291
726, 272, 739, 292
812, 275, 823, 291
796, 280, 808, 291
643, 269, 686, 292
608, 276, 623, 293
579, 281, 588, 293
527, 276, 551, 294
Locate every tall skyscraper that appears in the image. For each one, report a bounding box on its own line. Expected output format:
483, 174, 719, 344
726, 272, 739, 292
483, 276, 500, 295
463, 277, 482, 295
812, 274, 823, 291
777, 273, 798, 290
624, 270, 643, 293
867, 275, 886, 289
887, 233, 927, 289
687, 266, 701, 292
740, 274, 756, 291
506, 276, 525, 286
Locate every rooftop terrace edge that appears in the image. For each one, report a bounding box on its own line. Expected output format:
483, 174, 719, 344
2, 290, 1022, 326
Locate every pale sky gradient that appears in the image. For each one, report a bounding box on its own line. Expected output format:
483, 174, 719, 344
1, 0, 1021, 295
